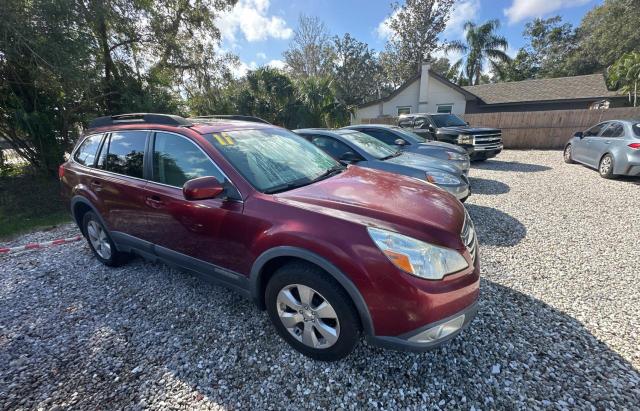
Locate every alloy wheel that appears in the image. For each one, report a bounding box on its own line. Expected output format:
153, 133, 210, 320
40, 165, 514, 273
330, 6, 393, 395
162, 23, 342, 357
87, 220, 112, 260
564, 145, 572, 161
276, 284, 340, 349
600, 156, 612, 175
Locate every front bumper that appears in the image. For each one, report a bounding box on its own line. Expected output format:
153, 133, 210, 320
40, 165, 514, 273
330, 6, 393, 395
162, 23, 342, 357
367, 301, 478, 352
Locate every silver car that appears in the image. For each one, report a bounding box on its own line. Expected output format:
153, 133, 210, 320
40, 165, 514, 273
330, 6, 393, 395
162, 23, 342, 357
564, 120, 640, 178
294, 128, 470, 201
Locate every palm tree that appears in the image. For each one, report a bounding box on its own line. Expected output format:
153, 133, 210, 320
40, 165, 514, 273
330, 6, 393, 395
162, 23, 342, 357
446, 19, 510, 85
608, 51, 640, 107
294, 76, 351, 128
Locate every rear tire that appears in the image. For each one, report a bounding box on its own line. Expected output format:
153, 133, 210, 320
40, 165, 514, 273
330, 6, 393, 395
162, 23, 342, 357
265, 261, 361, 361
563, 144, 575, 164
82, 211, 129, 267
598, 154, 616, 179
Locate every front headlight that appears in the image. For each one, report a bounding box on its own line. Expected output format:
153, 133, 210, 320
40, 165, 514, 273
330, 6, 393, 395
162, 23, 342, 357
425, 171, 461, 186
367, 227, 469, 280
446, 151, 467, 161
457, 134, 473, 144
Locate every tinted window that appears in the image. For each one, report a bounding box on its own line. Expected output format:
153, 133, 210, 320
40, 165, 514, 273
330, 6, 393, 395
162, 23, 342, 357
430, 114, 467, 127
104, 131, 147, 178
398, 117, 414, 128
153, 132, 224, 187
360, 128, 401, 145
334, 130, 398, 159
600, 122, 624, 138
584, 123, 607, 137
310, 136, 354, 160
73, 134, 103, 166
206, 128, 340, 193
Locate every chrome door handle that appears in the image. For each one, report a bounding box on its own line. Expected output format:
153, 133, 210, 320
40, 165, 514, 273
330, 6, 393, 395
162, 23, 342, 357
90, 180, 102, 192
145, 196, 165, 209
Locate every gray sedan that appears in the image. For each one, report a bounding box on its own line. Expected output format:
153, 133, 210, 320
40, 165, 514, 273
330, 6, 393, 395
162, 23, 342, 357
564, 120, 640, 178
294, 128, 470, 201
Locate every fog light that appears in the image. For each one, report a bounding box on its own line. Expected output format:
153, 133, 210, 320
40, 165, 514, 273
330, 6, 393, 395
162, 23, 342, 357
408, 314, 465, 343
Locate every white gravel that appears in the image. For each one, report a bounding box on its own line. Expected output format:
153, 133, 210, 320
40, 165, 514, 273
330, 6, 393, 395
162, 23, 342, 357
1, 150, 639, 409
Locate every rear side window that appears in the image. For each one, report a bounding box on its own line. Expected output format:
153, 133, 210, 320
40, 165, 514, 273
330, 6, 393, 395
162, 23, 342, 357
73, 134, 103, 166
600, 122, 624, 138
104, 131, 147, 178
152, 132, 225, 187
360, 129, 399, 145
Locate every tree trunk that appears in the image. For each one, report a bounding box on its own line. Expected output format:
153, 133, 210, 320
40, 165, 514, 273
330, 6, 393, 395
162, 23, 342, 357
97, 15, 114, 112
634, 81, 637, 107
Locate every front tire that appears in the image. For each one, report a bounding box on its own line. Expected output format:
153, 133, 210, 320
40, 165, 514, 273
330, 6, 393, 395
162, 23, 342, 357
563, 144, 575, 164
82, 211, 129, 266
265, 262, 361, 361
598, 154, 616, 179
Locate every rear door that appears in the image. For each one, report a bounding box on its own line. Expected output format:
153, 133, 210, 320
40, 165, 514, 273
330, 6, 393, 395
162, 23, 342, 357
92, 130, 151, 240
139, 131, 249, 275
592, 121, 624, 162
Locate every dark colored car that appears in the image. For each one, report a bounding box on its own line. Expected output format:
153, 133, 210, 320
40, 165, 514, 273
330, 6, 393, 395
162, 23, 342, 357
343, 124, 471, 174
60, 113, 479, 361
294, 128, 470, 201
396, 113, 503, 161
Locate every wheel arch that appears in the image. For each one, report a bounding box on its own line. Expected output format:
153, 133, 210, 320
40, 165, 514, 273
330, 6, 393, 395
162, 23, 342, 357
70, 196, 108, 235
250, 246, 375, 337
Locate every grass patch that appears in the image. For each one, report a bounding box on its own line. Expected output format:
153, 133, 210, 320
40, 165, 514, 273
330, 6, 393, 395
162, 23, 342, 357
0, 166, 71, 240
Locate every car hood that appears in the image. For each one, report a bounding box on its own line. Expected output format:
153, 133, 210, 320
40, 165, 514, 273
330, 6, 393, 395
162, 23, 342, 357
275, 165, 465, 243
384, 152, 463, 175
416, 140, 467, 154
437, 126, 500, 135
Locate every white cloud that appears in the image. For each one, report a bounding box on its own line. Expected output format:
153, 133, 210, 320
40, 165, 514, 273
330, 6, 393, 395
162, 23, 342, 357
230, 60, 258, 78
217, 0, 293, 44
267, 59, 287, 70
256, 52, 267, 59
376, 0, 479, 41
504, 0, 591, 24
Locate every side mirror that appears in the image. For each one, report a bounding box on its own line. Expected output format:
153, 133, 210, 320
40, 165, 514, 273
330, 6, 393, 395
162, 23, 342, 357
394, 139, 407, 146
339, 151, 362, 164
574, 131, 584, 139
466, 122, 470, 126
183, 176, 224, 201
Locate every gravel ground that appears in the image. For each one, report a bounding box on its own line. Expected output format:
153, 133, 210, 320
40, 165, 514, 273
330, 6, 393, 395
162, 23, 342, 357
1, 150, 639, 410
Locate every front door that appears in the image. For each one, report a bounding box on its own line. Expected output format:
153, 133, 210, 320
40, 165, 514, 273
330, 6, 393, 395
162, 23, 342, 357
574, 122, 608, 165
139, 131, 250, 275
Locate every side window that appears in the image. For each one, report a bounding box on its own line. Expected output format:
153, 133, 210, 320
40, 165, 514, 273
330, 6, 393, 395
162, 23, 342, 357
310, 136, 353, 160
152, 132, 225, 187
73, 134, 103, 166
413, 117, 428, 128
365, 129, 402, 145
104, 131, 147, 178
584, 123, 608, 137
398, 117, 414, 128
600, 122, 624, 138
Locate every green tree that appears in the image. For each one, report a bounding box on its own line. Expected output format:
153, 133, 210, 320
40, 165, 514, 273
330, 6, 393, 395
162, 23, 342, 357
608, 51, 640, 106
332, 33, 382, 107
283, 15, 335, 79
564, 0, 640, 76
383, 0, 455, 83
294, 76, 350, 128
430, 57, 462, 82
492, 49, 538, 82
447, 19, 510, 86
523, 16, 575, 78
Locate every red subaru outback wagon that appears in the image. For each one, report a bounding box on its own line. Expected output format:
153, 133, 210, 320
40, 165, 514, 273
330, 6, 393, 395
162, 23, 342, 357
60, 113, 480, 361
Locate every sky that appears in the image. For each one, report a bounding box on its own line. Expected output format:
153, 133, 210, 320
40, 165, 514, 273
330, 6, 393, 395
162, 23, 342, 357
215, 0, 604, 77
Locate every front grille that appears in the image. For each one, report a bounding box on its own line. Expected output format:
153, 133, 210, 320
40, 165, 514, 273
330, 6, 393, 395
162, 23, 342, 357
461, 210, 478, 263
473, 134, 502, 147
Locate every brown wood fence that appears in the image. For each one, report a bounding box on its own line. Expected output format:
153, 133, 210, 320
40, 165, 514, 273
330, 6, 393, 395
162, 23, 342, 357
359, 107, 640, 149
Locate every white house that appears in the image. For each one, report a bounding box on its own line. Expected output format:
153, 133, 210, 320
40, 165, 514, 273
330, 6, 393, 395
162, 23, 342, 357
353, 62, 476, 123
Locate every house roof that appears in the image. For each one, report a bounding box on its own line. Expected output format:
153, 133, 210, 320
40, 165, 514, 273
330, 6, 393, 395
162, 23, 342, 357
357, 69, 476, 108
462, 74, 619, 105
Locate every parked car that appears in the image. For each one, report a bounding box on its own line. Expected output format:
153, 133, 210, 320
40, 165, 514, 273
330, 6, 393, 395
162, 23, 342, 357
564, 119, 640, 178
294, 128, 470, 202
342, 124, 471, 174
60, 113, 479, 361
396, 113, 502, 161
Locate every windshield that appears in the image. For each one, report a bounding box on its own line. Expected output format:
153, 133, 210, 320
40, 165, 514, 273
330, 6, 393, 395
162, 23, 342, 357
206, 128, 341, 193
335, 130, 398, 159
389, 126, 427, 143
430, 114, 467, 128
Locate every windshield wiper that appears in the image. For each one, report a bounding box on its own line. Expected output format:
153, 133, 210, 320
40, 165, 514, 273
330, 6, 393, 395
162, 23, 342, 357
263, 166, 345, 194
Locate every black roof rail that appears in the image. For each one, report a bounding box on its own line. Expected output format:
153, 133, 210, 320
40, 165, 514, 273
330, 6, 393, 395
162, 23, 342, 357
190, 115, 272, 125
89, 113, 193, 129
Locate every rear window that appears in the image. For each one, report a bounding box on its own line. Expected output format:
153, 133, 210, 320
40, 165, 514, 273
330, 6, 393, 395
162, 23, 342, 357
73, 134, 103, 166
634, 123, 640, 137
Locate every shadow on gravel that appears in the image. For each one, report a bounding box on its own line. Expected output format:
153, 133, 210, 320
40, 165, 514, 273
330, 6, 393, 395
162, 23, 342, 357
468, 177, 510, 195
474, 159, 552, 173
465, 204, 526, 246
1, 255, 639, 409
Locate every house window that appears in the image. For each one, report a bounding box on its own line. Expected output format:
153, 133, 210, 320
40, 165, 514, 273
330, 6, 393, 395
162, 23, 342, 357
437, 104, 453, 114
397, 106, 411, 115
